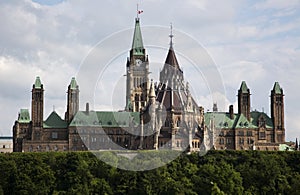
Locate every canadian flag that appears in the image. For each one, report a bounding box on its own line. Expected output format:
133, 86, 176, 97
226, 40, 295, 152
138, 10, 143, 14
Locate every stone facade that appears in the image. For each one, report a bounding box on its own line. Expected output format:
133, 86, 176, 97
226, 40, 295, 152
12, 17, 285, 152
205, 81, 285, 151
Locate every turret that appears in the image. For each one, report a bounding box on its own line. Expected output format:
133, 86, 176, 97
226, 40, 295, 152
65, 77, 79, 123
271, 82, 285, 143
31, 76, 44, 140
238, 81, 251, 121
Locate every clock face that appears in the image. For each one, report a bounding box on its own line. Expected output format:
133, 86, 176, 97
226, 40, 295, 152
135, 59, 142, 66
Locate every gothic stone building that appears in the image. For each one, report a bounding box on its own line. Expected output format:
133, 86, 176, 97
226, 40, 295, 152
205, 81, 285, 151
13, 17, 206, 152
13, 17, 285, 152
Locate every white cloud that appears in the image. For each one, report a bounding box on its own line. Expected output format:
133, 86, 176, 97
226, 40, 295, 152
254, 0, 300, 10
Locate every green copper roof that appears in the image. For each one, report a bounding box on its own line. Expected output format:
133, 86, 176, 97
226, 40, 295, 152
43, 111, 68, 129
18, 109, 30, 123
132, 18, 144, 55
34, 76, 42, 89
250, 111, 273, 128
204, 111, 273, 129
70, 111, 140, 127
273, 82, 282, 94
70, 77, 78, 90
240, 81, 249, 93
205, 112, 243, 129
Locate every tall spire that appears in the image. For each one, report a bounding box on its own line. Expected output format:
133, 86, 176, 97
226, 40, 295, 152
164, 24, 182, 71
132, 15, 144, 55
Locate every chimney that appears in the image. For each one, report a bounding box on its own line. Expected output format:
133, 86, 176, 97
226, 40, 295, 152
229, 105, 234, 119
86, 102, 89, 114
213, 103, 218, 112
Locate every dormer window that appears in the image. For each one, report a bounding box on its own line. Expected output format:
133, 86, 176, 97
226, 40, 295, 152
258, 116, 266, 128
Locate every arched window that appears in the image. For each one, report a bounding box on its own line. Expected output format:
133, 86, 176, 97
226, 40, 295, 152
135, 94, 139, 101
176, 118, 181, 127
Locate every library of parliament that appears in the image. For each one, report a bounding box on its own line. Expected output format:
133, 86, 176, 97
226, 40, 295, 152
13, 16, 285, 152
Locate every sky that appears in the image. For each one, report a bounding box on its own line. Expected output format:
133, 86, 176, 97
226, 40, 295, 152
0, 0, 300, 141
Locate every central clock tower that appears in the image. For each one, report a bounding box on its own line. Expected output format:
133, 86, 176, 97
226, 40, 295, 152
125, 17, 150, 112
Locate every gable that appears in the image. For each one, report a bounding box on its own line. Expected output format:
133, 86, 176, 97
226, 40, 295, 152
43, 111, 68, 129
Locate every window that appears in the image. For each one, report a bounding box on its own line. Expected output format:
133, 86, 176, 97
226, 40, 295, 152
177, 118, 181, 127
226, 138, 232, 144
219, 138, 225, 145
276, 97, 281, 103
54, 145, 58, 151
259, 120, 265, 127
219, 131, 225, 136
239, 138, 244, 145
247, 131, 252, 136
247, 138, 253, 144
226, 131, 232, 136
238, 131, 244, 136
91, 137, 97, 142
242, 96, 248, 104
224, 122, 228, 127
52, 132, 58, 139
73, 136, 78, 142
259, 132, 266, 139
270, 134, 275, 142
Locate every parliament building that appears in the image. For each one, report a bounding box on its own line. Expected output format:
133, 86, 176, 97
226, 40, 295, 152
12, 17, 285, 152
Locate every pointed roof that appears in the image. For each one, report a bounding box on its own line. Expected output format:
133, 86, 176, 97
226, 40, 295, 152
43, 111, 68, 128
18, 109, 30, 123
273, 82, 283, 94
149, 80, 156, 98
34, 76, 42, 89
164, 46, 183, 73
70, 77, 78, 90
164, 25, 182, 72
240, 81, 249, 93
132, 18, 144, 55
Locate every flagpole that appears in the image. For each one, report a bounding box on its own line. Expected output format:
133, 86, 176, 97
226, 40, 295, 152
137, 4, 139, 19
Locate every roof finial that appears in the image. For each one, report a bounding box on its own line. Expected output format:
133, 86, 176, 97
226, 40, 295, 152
169, 23, 174, 48
53, 105, 55, 112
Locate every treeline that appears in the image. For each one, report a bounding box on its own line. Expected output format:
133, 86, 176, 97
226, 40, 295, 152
1, 150, 300, 194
